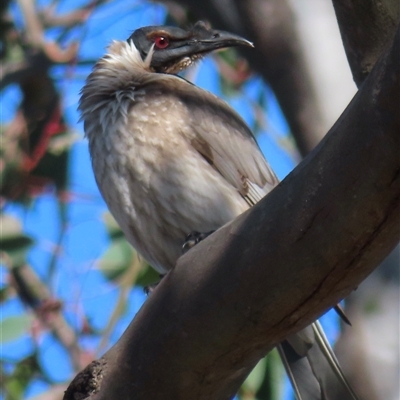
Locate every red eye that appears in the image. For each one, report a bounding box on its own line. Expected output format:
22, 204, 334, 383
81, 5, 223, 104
154, 36, 169, 49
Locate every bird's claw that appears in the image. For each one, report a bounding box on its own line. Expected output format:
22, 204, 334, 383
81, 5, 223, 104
144, 283, 158, 295
143, 274, 165, 295
182, 230, 215, 254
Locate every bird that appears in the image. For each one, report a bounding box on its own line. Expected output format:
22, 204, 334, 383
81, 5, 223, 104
79, 21, 358, 400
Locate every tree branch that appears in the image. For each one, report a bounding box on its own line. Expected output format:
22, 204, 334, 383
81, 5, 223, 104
233, 0, 325, 154
11, 264, 84, 372
64, 20, 400, 400
17, 0, 45, 47
332, 0, 400, 87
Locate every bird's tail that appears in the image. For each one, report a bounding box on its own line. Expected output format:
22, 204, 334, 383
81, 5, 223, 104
277, 321, 358, 400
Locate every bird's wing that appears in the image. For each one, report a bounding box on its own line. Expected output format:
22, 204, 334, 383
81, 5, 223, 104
188, 87, 279, 204
144, 75, 279, 205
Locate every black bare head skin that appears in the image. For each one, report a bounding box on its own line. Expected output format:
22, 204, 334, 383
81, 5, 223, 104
127, 21, 253, 73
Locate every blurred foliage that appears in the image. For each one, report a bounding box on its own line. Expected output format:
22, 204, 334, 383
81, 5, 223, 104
0, 24, 73, 201
2, 355, 41, 400
1, 315, 32, 344
99, 212, 159, 286
0, 98, 74, 202
238, 350, 283, 400
0, 214, 34, 268
217, 48, 253, 96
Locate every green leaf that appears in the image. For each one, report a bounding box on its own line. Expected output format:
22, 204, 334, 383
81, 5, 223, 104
100, 212, 160, 286
238, 349, 284, 400
4, 355, 40, 400
256, 349, 284, 400
0, 286, 9, 303
240, 357, 267, 399
5, 374, 27, 400
135, 263, 161, 288
98, 238, 134, 281
102, 212, 125, 240
217, 47, 240, 67
0, 314, 32, 343
0, 214, 34, 268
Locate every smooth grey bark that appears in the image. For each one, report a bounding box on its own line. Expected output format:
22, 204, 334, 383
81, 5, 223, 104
64, 21, 400, 400
332, 0, 400, 87
329, 3, 400, 398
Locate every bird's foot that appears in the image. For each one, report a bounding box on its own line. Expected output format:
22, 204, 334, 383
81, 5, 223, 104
144, 283, 158, 295
182, 230, 215, 254
144, 274, 165, 295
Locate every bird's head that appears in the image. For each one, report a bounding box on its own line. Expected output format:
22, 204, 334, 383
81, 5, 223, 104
127, 21, 253, 74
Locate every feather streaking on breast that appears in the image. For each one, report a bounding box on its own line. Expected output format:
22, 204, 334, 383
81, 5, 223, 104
79, 40, 277, 273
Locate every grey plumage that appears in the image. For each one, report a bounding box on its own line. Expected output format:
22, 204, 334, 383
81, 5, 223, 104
79, 22, 358, 400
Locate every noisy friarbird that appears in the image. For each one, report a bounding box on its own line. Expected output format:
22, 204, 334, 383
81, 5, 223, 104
79, 21, 358, 400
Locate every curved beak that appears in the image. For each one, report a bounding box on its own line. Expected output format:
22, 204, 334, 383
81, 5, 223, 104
194, 30, 254, 52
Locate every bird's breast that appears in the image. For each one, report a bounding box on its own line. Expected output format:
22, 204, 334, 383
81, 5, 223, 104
86, 90, 248, 273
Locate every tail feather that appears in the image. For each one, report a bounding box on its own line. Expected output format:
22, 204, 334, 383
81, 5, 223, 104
277, 322, 358, 400
311, 321, 358, 398
278, 340, 321, 400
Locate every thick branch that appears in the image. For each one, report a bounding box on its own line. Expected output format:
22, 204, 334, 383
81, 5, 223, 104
232, 0, 325, 154
65, 22, 400, 400
332, 0, 400, 87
